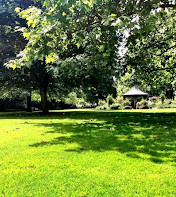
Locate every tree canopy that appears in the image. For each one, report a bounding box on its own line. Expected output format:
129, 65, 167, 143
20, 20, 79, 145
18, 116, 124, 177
1, 0, 176, 112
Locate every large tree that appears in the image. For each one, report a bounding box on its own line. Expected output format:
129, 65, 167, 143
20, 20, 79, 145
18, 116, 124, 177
0, 0, 38, 111
127, 7, 176, 98
0, 0, 37, 63
6, 0, 176, 112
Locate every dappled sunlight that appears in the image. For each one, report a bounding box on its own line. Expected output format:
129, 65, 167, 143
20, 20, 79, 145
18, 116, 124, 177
0, 110, 176, 197
28, 111, 176, 164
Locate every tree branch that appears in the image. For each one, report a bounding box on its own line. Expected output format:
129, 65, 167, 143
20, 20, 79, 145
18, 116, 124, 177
160, 4, 176, 9
156, 44, 176, 56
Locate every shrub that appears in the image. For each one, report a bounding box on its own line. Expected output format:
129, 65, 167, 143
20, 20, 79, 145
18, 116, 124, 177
154, 99, 176, 109
164, 99, 172, 105
98, 99, 106, 106
122, 99, 131, 107
148, 100, 154, 109
96, 95, 131, 110
136, 99, 149, 109
106, 95, 114, 106
171, 100, 176, 105
159, 93, 166, 104
110, 103, 120, 110
64, 92, 88, 108
162, 99, 176, 108
170, 100, 176, 108
115, 96, 131, 109
96, 96, 115, 110
155, 100, 163, 109
96, 103, 110, 110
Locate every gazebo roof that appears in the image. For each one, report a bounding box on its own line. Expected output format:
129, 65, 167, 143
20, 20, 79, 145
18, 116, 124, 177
123, 86, 148, 96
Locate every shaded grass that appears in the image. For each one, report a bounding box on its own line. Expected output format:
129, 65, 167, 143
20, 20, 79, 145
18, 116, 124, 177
0, 109, 176, 196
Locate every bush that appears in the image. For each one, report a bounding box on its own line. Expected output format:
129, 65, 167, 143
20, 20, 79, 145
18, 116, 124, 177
147, 100, 154, 109
171, 100, 176, 105
122, 99, 131, 108
96, 95, 131, 111
115, 96, 131, 109
164, 99, 172, 105
96, 103, 110, 110
0, 98, 26, 112
98, 99, 106, 106
110, 103, 120, 110
155, 100, 163, 109
106, 95, 114, 106
162, 99, 176, 108
154, 99, 176, 109
64, 92, 88, 108
96, 96, 115, 110
159, 93, 166, 104
170, 100, 176, 108
136, 99, 149, 109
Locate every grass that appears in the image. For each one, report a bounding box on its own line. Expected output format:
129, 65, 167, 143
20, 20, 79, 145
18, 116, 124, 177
0, 108, 176, 197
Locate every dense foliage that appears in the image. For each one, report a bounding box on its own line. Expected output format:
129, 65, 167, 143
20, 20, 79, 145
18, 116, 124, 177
0, 0, 176, 112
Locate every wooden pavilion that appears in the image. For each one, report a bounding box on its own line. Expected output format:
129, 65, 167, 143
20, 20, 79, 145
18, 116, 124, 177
123, 86, 148, 109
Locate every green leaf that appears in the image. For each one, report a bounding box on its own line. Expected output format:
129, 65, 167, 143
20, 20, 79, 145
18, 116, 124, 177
99, 45, 105, 52
15, 7, 21, 13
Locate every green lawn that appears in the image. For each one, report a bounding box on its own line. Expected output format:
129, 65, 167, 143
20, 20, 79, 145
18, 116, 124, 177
0, 109, 176, 196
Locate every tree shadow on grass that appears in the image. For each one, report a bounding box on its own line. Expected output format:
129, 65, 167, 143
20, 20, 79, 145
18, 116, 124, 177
28, 112, 176, 164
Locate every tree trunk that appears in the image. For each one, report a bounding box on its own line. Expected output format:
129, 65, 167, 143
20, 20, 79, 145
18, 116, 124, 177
26, 93, 32, 112
166, 88, 174, 100
40, 87, 48, 113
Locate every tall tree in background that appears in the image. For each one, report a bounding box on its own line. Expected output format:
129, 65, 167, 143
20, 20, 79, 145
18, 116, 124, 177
127, 7, 176, 98
0, 0, 36, 63
0, 0, 38, 111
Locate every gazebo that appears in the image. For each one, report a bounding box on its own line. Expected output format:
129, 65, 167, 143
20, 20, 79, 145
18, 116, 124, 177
123, 86, 148, 109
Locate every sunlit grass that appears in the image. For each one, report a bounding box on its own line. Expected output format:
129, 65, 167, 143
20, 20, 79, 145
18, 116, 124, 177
0, 109, 176, 196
